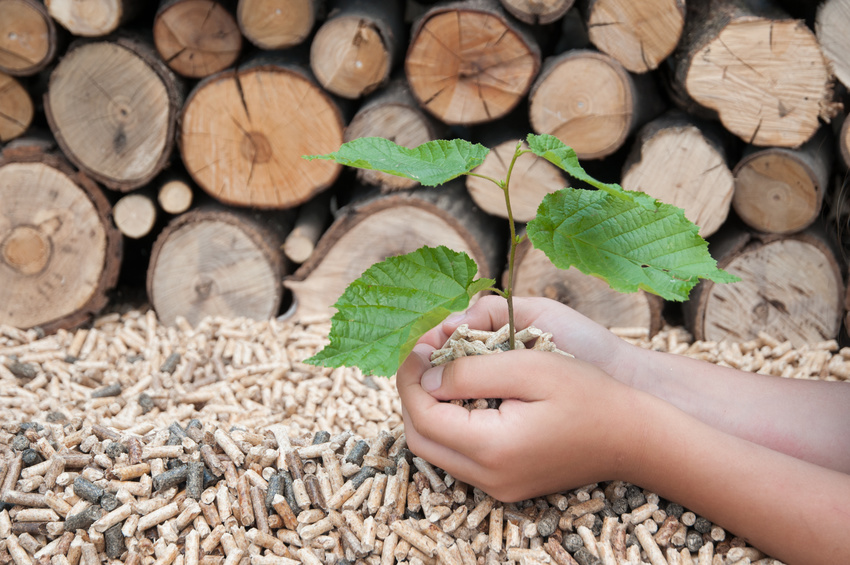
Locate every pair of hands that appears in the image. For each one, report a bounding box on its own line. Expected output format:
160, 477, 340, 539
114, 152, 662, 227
396, 295, 651, 501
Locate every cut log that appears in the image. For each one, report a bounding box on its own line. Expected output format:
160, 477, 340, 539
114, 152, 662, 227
499, 0, 575, 25
732, 126, 833, 235
310, 0, 404, 99
816, 0, 850, 89
684, 223, 844, 346
283, 192, 331, 264
839, 111, 850, 171
44, 37, 184, 192
0, 72, 34, 142
284, 183, 503, 322
158, 174, 195, 215
179, 56, 345, 209
0, 138, 122, 332
45, 0, 141, 37
465, 128, 566, 221
237, 0, 321, 50
344, 77, 445, 191
147, 207, 291, 326
621, 111, 735, 237
529, 49, 664, 160
581, 0, 685, 73
114, 192, 158, 239
674, 0, 837, 147
405, 0, 541, 125
511, 237, 664, 335
153, 0, 243, 79
0, 0, 59, 76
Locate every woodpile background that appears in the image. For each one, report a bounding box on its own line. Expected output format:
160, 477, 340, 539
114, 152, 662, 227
2, 0, 850, 345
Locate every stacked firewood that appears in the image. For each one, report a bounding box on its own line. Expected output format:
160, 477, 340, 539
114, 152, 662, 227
1, 0, 850, 345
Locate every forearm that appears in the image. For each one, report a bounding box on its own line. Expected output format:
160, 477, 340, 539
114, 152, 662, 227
624, 391, 850, 565
616, 344, 850, 473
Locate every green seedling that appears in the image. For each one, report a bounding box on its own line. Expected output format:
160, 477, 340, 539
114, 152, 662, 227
303, 134, 739, 377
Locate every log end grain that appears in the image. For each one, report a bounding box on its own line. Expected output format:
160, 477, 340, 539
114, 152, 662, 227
815, 0, 850, 90
0, 0, 58, 76
499, 0, 575, 25
237, 0, 317, 50
113, 193, 158, 239
406, 3, 540, 125
0, 72, 34, 142
45, 0, 134, 37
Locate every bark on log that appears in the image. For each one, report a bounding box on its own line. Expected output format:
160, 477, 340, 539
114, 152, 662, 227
674, 0, 838, 147
153, 0, 243, 79
511, 237, 664, 335
465, 125, 566, 221
237, 0, 322, 50
147, 207, 291, 326
529, 49, 664, 160
284, 183, 503, 322
179, 56, 345, 209
684, 223, 844, 346
310, 0, 404, 99
45, 0, 141, 37
157, 174, 195, 215
0, 0, 59, 76
816, 0, 850, 90
44, 36, 184, 192
581, 0, 685, 73
732, 126, 833, 235
114, 192, 159, 239
0, 138, 122, 332
405, 0, 541, 125
344, 77, 445, 191
621, 111, 735, 237
839, 111, 850, 171
0, 72, 34, 142
283, 192, 331, 264
499, 0, 575, 25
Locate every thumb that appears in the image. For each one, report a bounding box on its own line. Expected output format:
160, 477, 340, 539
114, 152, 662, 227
422, 350, 557, 402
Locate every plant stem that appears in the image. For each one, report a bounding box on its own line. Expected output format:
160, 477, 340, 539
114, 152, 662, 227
503, 141, 525, 350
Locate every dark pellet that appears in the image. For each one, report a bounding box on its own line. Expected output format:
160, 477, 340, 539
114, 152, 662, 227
19, 422, 42, 432
153, 464, 188, 491
12, 522, 49, 535
345, 440, 370, 466
168, 421, 187, 439
350, 466, 377, 489
686, 531, 704, 552
666, 502, 684, 518
574, 547, 601, 565
591, 515, 603, 537
562, 533, 583, 554
537, 507, 560, 537
693, 516, 712, 534
203, 467, 218, 489
159, 353, 181, 374
8, 361, 37, 379
312, 431, 330, 445
284, 450, 304, 481
186, 420, 205, 443
11, 434, 29, 451
265, 473, 285, 509
304, 473, 326, 510
100, 491, 119, 512
138, 393, 154, 414
105, 441, 128, 459
21, 448, 43, 467
599, 505, 617, 519
281, 471, 300, 515
104, 523, 126, 559
64, 505, 104, 531
166, 458, 183, 470
626, 490, 646, 510
91, 383, 122, 398
92, 425, 121, 442
73, 476, 104, 504
611, 497, 629, 515
626, 533, 639, 548
46, 411, 67, 423
187, 461, 204, 500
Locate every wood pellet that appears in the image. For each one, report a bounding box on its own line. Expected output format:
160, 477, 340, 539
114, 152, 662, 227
1, 310, 839, 565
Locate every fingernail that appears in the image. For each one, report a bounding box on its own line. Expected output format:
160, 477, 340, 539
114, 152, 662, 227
421, 366, 443, 392
445, 312, 466, 325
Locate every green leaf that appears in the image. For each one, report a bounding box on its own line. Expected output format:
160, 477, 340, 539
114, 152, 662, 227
306, 246, 495, 377
304, 137, 489, 187
527, 188, 740, 302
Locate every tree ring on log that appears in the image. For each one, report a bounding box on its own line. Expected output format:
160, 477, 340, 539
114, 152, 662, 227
46, 39, 180, 191
237, 0, 317, 50
529, 50, 635, 160
0, 72, 34, 142
0, 161, 115, 330
405, 4, 541, 125
0, 0, 58, 76
311, 16, 390, 99
180, 64, 344, 209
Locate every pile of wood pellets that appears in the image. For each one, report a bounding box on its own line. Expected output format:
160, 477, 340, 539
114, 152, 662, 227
1, 308, 847, 565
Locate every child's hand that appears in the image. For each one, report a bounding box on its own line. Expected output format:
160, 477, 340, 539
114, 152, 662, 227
421, 295, 646, 387
396, 344, 646, 502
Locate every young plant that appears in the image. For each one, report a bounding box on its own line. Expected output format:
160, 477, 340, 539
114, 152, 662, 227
303, 134, 739, 377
